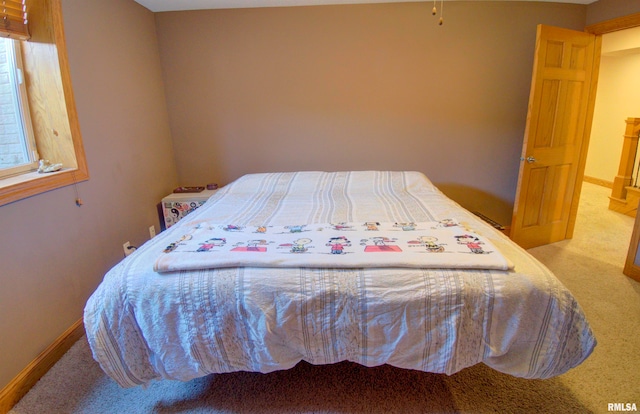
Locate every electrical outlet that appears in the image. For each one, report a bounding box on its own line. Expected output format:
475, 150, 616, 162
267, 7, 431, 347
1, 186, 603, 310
123, 241, 132, 257
149, 225, 156, 239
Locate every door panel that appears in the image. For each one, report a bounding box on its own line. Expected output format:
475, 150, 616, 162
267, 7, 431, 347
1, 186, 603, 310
511, 25, 600, 248
536, 80, 560, 147
548, 164, 571, 223
522, 168, 546, 227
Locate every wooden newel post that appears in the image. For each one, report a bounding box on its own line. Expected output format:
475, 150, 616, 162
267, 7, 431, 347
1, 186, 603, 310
611, 118, 640, 202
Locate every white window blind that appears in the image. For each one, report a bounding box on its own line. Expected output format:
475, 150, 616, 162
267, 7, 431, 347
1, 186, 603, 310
1, 0, 29, 40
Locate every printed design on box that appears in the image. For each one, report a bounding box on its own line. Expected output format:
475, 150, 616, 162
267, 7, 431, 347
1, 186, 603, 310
163, 201, 205, 228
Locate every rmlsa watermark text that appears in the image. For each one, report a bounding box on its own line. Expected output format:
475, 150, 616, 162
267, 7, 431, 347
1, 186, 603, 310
608, 403, 637, 412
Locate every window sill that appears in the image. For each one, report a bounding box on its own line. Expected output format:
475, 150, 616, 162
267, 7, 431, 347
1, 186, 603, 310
0, 167, 89, 207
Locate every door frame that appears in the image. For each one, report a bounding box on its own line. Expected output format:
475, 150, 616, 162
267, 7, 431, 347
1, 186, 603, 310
585, 12, 640, 36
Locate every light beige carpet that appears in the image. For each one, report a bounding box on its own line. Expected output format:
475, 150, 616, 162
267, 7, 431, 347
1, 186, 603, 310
10, 182, 640, 413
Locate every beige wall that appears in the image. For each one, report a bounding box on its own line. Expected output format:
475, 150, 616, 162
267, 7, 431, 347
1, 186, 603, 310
586, 0, 640, 26
0, 0, 178, 389
156, 2, 586, 225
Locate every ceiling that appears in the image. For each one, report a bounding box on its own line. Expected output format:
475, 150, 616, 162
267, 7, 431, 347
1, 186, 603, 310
134, 0, 596, 13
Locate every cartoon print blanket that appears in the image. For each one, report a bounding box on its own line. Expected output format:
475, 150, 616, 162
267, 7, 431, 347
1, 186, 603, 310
154, 219, 512, 273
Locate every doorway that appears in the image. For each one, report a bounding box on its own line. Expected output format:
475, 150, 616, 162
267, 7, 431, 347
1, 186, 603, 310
568, 15, 640, 249
584, 26, 640, 191
584, 17, 640, 277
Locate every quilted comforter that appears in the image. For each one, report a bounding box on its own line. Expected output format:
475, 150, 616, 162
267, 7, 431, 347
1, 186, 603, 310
84, 171, 596, 387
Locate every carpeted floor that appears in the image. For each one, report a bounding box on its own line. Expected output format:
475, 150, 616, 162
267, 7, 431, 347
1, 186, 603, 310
10, 182, 640, 413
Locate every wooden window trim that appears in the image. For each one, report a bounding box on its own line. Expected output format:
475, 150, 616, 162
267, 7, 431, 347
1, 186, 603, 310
0, 0, 88, 207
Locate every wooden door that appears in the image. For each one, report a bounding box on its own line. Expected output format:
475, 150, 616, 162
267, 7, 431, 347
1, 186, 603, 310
510, 25, 601, 249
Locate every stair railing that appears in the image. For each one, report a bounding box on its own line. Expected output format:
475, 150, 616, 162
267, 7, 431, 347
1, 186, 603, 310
611, 117, 640, 202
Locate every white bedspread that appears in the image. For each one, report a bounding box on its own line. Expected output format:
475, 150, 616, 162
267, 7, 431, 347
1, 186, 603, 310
84, 171, 596, 387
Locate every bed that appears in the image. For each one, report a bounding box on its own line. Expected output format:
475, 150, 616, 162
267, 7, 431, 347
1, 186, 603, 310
84, 171, 596, 388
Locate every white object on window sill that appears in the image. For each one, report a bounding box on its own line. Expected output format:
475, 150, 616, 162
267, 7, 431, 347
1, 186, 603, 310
37, 159, 63, 173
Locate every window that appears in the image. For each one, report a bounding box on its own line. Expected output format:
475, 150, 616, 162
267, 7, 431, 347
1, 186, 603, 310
0, 0, 89, 207
0, 38, 38, 179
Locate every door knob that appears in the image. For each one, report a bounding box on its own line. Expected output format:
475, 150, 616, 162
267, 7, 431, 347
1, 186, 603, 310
520, 156, 536, 163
